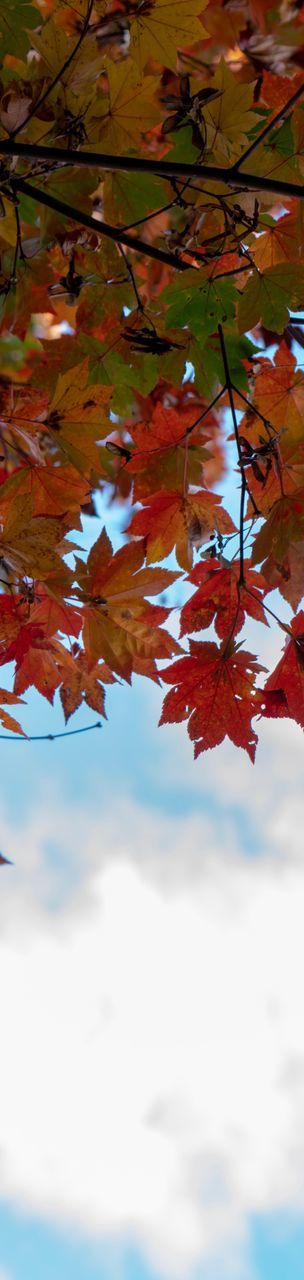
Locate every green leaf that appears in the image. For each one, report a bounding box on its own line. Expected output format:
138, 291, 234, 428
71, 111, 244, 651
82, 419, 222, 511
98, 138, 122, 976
0, 0, 37, 59
238, 264, 304, 335
104, 172, 167, 227
164, 273, 237, 343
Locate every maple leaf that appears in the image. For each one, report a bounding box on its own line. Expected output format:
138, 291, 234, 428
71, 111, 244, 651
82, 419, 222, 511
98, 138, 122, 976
0, 497, 69, 581
180, 559, 268, 638
251, 489, 304, 568
262, 542, 304, 612
160, 639, 264, 761
250, 212, 300, 271
13, 640, 62, 703
0, 465, 91, 526
45, 361, 112, 476
0, 0, 37, 59
58, 646, 115, 721
164, 271, 237, 344
75, 527, 181, 678
29, 588, 82, 640
89, 62, 160, 152
253, 343, 304, 441
29, 20, 103, 96
261, 612, 304, 728
126, 400, 210, 497
128, 490, 235, 570
128, 0, 208, 77
238, 265, 304, 336
203, 60, 259, 164
0, 687, 26, 736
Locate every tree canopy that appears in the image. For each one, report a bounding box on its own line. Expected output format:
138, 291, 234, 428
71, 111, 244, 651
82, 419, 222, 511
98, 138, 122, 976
0, 0, 304, 760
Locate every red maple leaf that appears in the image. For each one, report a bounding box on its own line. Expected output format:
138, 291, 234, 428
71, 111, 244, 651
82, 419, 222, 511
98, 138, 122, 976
160, 639, 265, 761
180, 558, 268, 638
261, 611, 304, 726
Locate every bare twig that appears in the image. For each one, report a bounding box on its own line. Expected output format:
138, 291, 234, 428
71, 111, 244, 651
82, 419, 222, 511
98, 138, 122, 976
218, 324, 259, 586
9, 0, 95, 140
0, 721, 103, 742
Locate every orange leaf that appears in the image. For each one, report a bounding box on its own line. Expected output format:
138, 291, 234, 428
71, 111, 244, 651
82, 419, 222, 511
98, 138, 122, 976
180, 559, 267, 638
75, 528, 181, 678
129, 490, 235, 570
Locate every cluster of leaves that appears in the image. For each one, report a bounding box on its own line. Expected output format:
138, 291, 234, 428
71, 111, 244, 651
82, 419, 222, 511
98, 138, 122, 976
0, 0, 304, 758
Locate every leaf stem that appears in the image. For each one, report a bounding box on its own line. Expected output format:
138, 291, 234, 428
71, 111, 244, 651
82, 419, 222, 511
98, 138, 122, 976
230, 382, 276, 434
117, 243, 144, 312
244, 584, 292, 634
183, 388, 226, 441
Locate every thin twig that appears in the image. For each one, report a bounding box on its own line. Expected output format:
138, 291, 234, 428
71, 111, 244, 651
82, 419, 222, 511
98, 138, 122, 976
183, 388, 226, 441
230, 383, 276, 434
9, 0, 95, 140
234, 80, 304, 171
218, 323, 259, 586
210, 263, 251, 282
238, 476, 246, 588
117, 243, 144, 311
0, 720, 103, 742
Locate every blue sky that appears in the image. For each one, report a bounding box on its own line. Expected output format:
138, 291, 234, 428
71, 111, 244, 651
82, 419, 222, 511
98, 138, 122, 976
0, 504, 304, 1280
1, 1202, 304, 1280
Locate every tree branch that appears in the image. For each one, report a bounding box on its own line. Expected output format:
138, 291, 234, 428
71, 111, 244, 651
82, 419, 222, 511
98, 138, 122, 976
1, 140, 304, 199
12, 177, 191, 271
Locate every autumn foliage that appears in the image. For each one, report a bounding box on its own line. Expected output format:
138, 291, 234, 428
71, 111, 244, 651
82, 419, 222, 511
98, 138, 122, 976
0, 0, 304, 758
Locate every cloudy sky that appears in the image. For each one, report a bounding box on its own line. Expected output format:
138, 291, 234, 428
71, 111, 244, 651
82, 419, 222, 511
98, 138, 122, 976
0, 501, 304, 1280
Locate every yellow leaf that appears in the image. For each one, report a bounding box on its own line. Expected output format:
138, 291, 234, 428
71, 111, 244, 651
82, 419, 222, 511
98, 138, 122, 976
89, 61, 160, 152
29, 23, 103, 96
0, 196, 19, 247
204, 60, 259, 163
129, 0, 208, 78
0, 688, 26, 737
46, 360, 112, 475
0, 496, 66, 579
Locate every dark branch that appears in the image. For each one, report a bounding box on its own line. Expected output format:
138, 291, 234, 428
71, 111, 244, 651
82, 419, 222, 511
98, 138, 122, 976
1, 140, 304, 199
12, 178, 191, 271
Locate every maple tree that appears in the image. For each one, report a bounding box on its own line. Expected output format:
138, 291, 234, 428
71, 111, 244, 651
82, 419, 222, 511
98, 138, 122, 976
0, 0, 303, 762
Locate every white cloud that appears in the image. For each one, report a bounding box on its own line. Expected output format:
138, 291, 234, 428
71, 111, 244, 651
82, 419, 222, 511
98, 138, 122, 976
0, 718, 304, 1280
